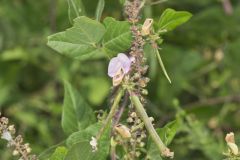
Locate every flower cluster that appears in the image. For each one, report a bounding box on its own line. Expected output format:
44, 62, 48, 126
127, 111, 147, 158
125, 0, 150, 104
0, 112, 37, 160
102, 0, 174, 159
101, 0, 153, 158
124, 0, 142, 24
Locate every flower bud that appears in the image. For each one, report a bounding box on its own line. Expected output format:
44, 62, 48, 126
26, 147, 32, 153
214, 49, 224, 62
8, 125, 15, 134
136, 119, 141, 124
141, 89, 148, 95
127, 117, 133, 123
130, 112, 137, 118
12, 150, 19, 156
140, 142, 145, 147
136, 151, 141, 157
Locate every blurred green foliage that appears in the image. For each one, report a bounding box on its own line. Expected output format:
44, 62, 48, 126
0, 0, 240, 159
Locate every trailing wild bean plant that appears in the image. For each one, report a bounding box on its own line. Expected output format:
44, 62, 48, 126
1, 0, 240, 160
46, 0, 191, 159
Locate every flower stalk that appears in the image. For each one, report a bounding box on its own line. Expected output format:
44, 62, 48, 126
96, 88, 124, 141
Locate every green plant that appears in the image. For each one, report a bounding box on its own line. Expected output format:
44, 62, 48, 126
45, 0, 191, 159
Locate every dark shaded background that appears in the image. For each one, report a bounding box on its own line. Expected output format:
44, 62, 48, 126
0, 0, 240, 159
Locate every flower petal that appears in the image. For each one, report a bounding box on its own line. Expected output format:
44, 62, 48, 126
108, 57, 122, 77
108, 53, 132, 78
90, 136, 98, 152
117, 53, 131, 74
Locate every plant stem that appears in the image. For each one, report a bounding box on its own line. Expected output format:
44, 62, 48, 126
111, 144, 116, 160
96, 88, 124, 140
186, 94, 240, 109
112, 91, 129, 127
149, 0, 168, 5
155, 48, 171, 84
130, 94, 168, 156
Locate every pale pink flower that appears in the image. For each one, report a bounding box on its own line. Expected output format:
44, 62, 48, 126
108, 53, 132, 86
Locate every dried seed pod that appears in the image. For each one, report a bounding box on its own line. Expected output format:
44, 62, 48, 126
227, 142, 239, 155
115, 124, 131, 139
225, 132, 235, 143
141, 18, 153, 36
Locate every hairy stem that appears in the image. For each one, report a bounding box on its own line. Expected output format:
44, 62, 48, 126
111, 144, 116, 160
130, 94, 173, 157
96, 88, 124, 140
112, 91, 129, 127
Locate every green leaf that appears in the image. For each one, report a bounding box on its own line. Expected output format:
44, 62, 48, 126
157, 120, 180, 145
67, 0, 86, 24
81, 77, 110, 105
65, 123, 110, 160
66, 123, 101, 147
147, 120, 180, 159
155, 48, 172, 83
103, 17, 132, 57
49, 147, 68, 160
95, 0, 105, 21
61, 81, 96, 135
119, 0, 126, 5
147, 149, 162, 160
47, 16, 106, 60
158, 8, 192, 32
65, 141, 107, 160
0, 47, 28, 61
38, 141, 66, 160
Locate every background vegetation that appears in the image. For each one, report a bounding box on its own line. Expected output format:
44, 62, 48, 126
0, 0, 240, 159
